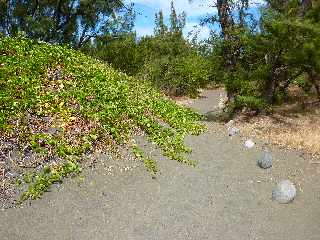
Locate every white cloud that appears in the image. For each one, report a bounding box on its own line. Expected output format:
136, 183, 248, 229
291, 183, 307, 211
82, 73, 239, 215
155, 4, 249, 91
128, 0, 213, 18
135, 25, 154, 36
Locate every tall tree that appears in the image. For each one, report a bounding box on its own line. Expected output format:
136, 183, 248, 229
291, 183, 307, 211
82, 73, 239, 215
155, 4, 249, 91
155, 1, 186, 36
169, 1, 186, 33
0, 0, 132, 48
169, 1, 178, 32
208, 0, 250, 101
154, 10, 167, 36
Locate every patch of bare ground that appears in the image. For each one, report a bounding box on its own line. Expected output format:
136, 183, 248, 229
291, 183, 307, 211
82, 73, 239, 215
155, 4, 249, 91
235, 88, 320, 159
172, 87, 225, 107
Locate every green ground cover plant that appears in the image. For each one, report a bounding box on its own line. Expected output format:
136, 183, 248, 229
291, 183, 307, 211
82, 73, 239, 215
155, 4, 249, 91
0, 36, 205, 201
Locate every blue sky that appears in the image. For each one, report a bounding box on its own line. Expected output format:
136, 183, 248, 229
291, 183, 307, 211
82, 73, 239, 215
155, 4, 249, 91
125, 0, 265, 40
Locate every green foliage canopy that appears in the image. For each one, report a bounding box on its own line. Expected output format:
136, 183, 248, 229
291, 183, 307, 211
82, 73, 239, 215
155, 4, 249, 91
0, 0, 133, 48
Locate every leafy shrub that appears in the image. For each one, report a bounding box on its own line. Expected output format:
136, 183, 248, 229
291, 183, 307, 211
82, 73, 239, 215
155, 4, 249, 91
141, 53, 210, 97
138, 32, 191, 61
136, 33, 211, 97
234, 96, 268, 112
83, 33, 144, 76
83, 31, 211, 97
296, 75, 313, 94
205, 2, 320, 112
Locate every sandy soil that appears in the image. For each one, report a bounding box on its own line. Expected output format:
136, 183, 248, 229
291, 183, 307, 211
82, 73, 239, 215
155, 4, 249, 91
1, 89, 319, 240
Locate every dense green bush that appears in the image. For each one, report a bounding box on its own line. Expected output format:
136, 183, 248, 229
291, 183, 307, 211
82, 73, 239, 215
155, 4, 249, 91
140, 52, 210, 97
82, 2, 212, 98
83, 33, 144, 76
136, 31, 211, 97
206, 1, 320, 112
83, 31, 210, 98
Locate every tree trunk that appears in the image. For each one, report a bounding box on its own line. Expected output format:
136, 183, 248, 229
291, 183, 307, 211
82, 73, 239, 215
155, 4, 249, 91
263, 53, 283, 104
299, 0, 312, 17
264, 71, 277, 104
217, 0, 234, 40
216, 0, 237, 102
308, 70, 320, 101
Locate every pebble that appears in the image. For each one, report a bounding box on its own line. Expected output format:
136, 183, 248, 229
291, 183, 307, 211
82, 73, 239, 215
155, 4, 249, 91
218, 98, 227, 109
272, 180, 297, 204
244, 139, 255, 149
48, 127, 62, 135
225, 120, 234, 127
258, 151, 273, 169
9, 149, 21, 161
42, 116, 51, 123
228, 127, 240, 137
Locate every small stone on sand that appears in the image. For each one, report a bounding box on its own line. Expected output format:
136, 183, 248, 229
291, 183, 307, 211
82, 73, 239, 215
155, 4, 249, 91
257, 151, 273, 169
272, 180, 297, 204
225, 120, 234, 127
244, 139, 255, 149
228, 127, 240, 137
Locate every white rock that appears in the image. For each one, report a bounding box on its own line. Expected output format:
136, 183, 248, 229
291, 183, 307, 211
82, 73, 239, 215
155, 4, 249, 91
244, 139, 255, 149
218, 97, 227, 109
225, 120, 235, 127
218, 102, 225, 109
272, 180, 297, 204
257, 151, 273, 169
228, 127, 240, 137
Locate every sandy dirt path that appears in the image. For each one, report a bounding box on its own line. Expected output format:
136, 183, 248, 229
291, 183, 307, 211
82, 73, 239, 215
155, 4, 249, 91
1, 89, 319, 240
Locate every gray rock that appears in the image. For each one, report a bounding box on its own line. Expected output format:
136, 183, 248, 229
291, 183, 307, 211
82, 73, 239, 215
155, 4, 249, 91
42, 116, 51, 123
272, 180, 297, 204
257, 151, 273, 169
9, 149, 21, 161
53, 69, 62, 80
48, 127, 62, 135
228, 127, 240, 137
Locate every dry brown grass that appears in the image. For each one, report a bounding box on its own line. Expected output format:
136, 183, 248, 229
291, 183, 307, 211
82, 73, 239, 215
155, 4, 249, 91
235, 88, 320, 157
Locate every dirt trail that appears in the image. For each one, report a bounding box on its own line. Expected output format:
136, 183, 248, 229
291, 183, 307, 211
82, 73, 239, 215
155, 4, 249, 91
1, 89, 320, 240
